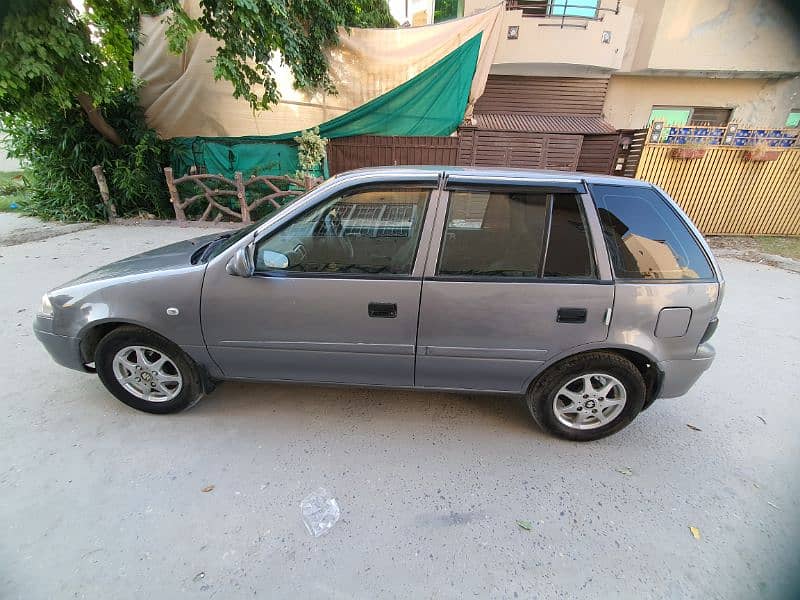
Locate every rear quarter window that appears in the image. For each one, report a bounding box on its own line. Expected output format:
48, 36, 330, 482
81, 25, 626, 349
590, 184, 713, 280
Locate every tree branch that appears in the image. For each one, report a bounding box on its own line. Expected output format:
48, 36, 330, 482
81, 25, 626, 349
77, 93, 123, 146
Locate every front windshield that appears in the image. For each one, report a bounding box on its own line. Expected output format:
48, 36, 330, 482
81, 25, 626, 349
206, 191, 307, 260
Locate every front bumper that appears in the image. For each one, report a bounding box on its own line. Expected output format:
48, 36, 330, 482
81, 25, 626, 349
656, 343, 715, 398
33, 315, 86, 372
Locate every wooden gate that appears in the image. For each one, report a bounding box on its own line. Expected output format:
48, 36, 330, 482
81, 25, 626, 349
457, 128, 582, 171
577, 134, 620, 174
614, 129, 647, 177
327, 135, 459, 174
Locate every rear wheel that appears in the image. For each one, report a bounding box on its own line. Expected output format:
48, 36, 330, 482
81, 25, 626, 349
527, 352, 646, 441
95, 326, 203, 414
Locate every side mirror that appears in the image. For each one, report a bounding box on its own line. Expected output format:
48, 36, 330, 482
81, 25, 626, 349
259, 250, 290, 270
226, 244, 255, 277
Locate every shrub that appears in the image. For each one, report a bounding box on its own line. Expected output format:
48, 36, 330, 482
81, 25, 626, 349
3, 88, 170, 221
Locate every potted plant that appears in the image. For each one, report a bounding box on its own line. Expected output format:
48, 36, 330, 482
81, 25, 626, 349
743, 143, 781, 162
670, 143, 707, 160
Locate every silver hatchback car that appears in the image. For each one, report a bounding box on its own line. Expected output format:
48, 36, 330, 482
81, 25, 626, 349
34, 167, 723, 440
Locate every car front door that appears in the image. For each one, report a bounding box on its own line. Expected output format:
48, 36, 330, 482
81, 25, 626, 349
201, 179, 439, 387
415, 178, 615, 394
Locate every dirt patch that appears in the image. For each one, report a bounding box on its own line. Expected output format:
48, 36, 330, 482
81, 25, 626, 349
0, 214, 237, 247
0, 220, 95, 247
708, 236, 800, 275
111, 217, 236, 230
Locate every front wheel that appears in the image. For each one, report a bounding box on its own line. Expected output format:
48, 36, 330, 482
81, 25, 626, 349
527, 352, 646, 441
95, 326, 203, 414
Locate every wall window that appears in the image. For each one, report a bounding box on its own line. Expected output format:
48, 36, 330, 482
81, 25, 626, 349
437, 189, 594, 279
255, 187, 430, 275
434, 0, 464, 23
591, 184, 713, 280
649, 106, 731, 128
549, 0, 599, 18
689, 107, 732, 126
786, 110, 800, 128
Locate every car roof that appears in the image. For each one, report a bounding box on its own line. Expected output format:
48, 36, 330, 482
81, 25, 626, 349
335, 165, 652, 187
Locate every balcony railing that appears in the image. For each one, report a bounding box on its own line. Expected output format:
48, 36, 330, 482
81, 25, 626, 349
506, 0, 620, 28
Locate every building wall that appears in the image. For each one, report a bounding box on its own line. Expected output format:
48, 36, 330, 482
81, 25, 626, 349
642, 0, 800, 75
467, 0, 799, 77
602, 75, 800, 130
0, 153, 20, 171
0, 136, 20, 171
388, 0, 435, 26
484, 2, 635, 75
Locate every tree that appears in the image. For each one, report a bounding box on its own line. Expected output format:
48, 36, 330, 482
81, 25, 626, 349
0, 0, 394, 220
0, 0, 395, 145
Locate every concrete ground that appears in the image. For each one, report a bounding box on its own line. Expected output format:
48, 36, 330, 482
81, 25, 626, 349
1, 214, 798, 600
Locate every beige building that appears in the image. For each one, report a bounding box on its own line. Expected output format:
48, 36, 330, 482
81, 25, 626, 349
464, 0, 800, 130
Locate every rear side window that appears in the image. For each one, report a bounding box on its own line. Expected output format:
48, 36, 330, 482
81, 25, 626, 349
439, 189, 547, 277
544, 194, 595, 278
437, 189, 594, 279
591, 184, 713, 280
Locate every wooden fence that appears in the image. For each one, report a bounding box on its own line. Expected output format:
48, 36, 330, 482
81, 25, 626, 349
635, 146, 800, 236
327, 135, 459, 175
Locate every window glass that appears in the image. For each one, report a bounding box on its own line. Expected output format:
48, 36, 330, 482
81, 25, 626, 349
591, 184, 713, 280
438, 190, 547, 277
549, 0, 599, 18
689, 107, 731, 126
544, 194, 594, 278
648, 107, 691, 127
255, 187, 430, 275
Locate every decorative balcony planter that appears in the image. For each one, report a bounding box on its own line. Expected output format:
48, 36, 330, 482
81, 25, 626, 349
743, 148, 781, 162
670, 147, 707, 160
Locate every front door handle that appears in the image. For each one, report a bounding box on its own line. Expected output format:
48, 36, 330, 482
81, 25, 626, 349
557, 307, 587, 324
368, 302, 397, 318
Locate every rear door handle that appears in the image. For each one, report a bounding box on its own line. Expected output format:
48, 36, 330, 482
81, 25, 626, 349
557, 307, 587, 324
368, 302, 397, 318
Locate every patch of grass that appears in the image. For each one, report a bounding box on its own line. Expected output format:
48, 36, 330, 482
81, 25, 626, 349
0, 171, 26, 211
754, 236, 800, 261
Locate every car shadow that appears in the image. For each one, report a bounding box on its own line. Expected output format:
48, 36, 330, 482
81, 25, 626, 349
188, 380, 541, 437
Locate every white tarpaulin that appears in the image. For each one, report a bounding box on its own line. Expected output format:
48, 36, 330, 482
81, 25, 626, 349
134, 1, 503, 138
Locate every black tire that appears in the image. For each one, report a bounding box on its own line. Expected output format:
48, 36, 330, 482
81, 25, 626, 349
527, 352, 646, 441
95, 326, 204, 414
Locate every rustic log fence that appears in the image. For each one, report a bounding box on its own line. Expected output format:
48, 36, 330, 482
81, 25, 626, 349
163, 167, 320, 224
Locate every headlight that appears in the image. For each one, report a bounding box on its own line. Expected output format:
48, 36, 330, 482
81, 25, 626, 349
39, 294, 53, 316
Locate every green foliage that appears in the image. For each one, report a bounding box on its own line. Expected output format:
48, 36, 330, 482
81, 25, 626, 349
4, 89, 170, 221
0, 0, 394, 221
294, 128, 328, 175
164, 0, 397, 111
0, 0, 132, 125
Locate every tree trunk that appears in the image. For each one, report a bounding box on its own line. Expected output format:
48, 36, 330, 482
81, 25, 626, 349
77, 93, 123, 146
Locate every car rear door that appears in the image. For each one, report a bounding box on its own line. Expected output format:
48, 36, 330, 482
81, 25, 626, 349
415, 176, 615, 394
201, 177, 441, 387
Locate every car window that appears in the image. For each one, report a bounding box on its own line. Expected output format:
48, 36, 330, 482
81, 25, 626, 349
438, 189, 595, 279
543, 194, 595, 278
438, 189, 548, 277
254, 187, 430, 275
591, 184, 713, 280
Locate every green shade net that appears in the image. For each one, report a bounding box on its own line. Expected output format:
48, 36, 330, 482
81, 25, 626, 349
171, 138, 316, 180
170, 32, 482, 179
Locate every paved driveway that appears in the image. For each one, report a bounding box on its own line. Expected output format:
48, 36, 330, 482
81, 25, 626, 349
1, 218, 798, 599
